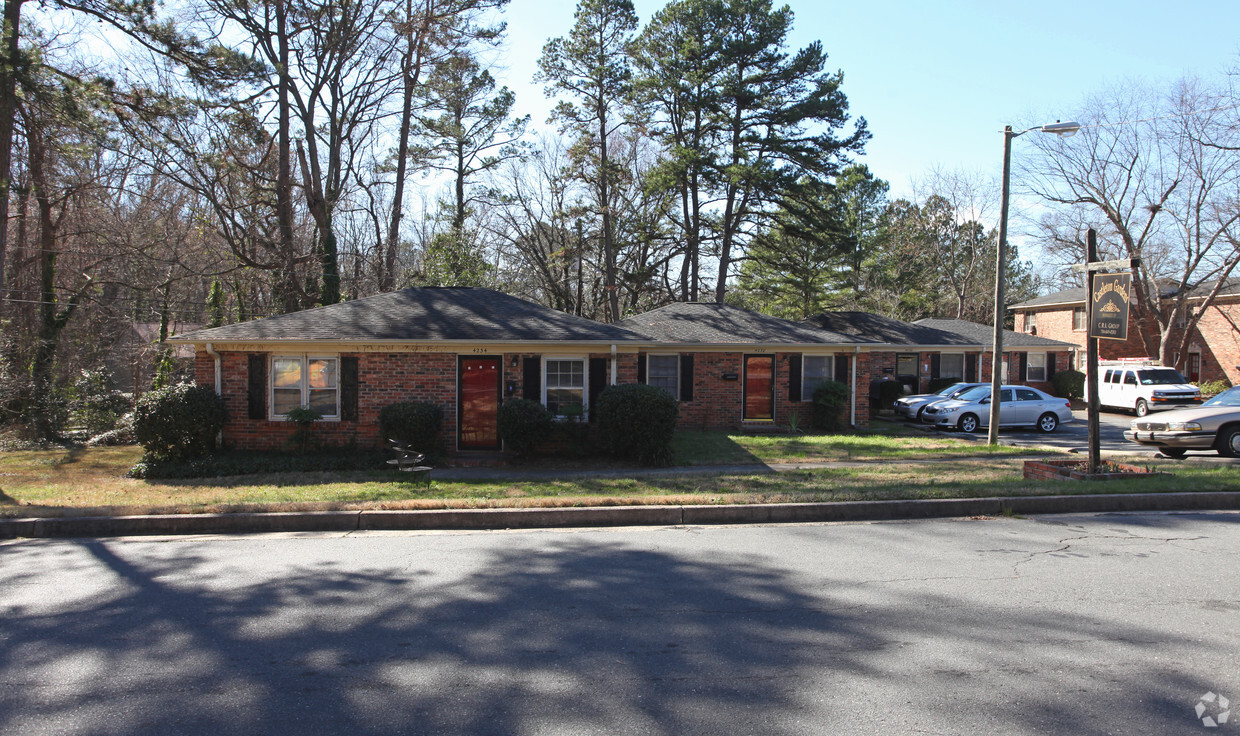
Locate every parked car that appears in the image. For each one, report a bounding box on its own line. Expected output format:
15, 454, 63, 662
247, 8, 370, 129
1124, 385, 1240, 457
1095, 361, 1201, 417
923, 384, 1074, 433
893, 382, 985, 421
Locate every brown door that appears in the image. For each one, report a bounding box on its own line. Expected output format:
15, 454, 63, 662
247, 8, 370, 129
459, 357, 501, 450
744, 355, 774, 421
1188, 353, 1201, 383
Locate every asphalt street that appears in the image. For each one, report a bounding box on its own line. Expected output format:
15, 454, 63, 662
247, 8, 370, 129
2, 512, 1238, 735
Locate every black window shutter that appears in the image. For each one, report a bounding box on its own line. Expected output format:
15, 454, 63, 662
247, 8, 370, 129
247, 354, 266, 420
341, 356, 359, 421
636, 352, 647, 383
680, 353, 694, 401
1047, 353, 1057, 379
523, 356, 541, 401
788, 354, 802, 402
588, 357, 607, 422
835, 355, 850, 385
930, 353, 940, 380
1018, 352, 1028, 382
966, 354, 977, 382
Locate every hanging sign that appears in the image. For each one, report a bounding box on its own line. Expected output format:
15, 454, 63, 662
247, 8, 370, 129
1090, 273, 1131, 341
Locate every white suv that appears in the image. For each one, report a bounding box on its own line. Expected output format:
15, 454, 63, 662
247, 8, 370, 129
1097, 363, 1201, 417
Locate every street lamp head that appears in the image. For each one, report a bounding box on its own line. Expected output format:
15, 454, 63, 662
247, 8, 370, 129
1041, 121, 1082, 137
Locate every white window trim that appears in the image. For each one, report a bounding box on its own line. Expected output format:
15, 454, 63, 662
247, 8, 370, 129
800, 354, 835, 402
542, 355, 588, 420
646, 353, 681, 400
938, 352, 965, 380
270, 354, 341, 421
1072, 306, 1087, 332
1024, 311, 1037, 332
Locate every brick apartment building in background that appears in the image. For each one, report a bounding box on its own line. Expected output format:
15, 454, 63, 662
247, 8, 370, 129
1011, 279, 1240, 385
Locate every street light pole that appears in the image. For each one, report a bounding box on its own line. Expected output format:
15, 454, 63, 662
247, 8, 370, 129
987, 127, 1015, 444
987, 120, 1081, 445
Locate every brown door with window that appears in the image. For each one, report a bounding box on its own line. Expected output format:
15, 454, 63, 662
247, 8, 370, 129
1188, 353, 1201, 383
744, 355, 774, 420
459, 357, 501, 450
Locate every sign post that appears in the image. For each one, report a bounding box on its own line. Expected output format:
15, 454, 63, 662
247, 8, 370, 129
1072, 229, 1138, 473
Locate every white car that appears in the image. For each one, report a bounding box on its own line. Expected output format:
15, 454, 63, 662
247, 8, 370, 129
923, 384, 1074, 433
893, 382, 986, 422
1096, 363, 1201, 417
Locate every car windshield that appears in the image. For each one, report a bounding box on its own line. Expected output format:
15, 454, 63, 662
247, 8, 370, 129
955, 387, 989, 402
1138, 369, 1187, 385
1203, 387, 1240, 407
937, 383, 965, 396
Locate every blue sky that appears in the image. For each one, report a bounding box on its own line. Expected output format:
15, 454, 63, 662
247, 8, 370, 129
498, 0, 1240, 199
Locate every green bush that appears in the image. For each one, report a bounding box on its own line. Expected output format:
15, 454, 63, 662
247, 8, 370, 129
595, 383, 679, 465
71, 369, 131, 435
379, 401, 443, 456
1051, 369, 1085, 400
497, 398, 554, 457
811, 380, 851, 431
132, 383, 226, 461
128, 449, 389, 479
1195, 378, 1231, 398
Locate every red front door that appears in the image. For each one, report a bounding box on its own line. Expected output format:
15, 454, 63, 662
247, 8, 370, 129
459, 357, 500, 450
744, 355, 774, 421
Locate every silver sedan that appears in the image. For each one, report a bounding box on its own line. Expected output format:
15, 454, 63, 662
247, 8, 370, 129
923, 385, 1075, 433
893, 382, 986, 421
1124, 386, 1240, 457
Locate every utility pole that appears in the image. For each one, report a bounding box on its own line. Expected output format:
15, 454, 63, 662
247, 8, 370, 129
1086, 228, 1100, 473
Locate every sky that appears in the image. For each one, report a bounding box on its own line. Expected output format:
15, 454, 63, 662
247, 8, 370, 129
496, 0, 1240, 199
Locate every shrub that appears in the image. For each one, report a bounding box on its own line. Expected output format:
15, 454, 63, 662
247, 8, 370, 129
87, 412, 135, 447
1051, 369, 1085, 401
1195, 378, 1231, 398
71, 369, 131, 435
497, 398, 554, 458
132, 383, 226, 461
284, 407, 322, 453
594, 383, 679, 465
379, 401, 443, 456
811, 380, 851, 431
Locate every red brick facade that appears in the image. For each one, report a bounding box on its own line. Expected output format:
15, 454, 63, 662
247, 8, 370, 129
1017, 297, 1239, 385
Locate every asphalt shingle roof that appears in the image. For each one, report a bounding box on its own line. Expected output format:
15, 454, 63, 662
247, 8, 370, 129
618, 302, 873, 345
802, 311, 978, 347
913, 318, 1079, 349
171, 287, 644, 343
1010, 278, 1240, 310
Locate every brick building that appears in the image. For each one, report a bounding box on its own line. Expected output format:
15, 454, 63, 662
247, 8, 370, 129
169, 287, 1076, 456
1011, 281, 1240, 385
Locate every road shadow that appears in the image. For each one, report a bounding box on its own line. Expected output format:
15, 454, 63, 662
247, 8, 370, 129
0, 530, 1224, 735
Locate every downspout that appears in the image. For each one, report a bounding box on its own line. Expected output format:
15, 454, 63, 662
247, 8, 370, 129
204, 342, 223, 447
851, 347, 859, 428
204, 342, 221, 395
610, 344, 617, 385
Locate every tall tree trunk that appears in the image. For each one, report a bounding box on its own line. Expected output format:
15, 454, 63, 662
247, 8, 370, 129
0, 0, 24, 303
598, 105, 618, 322
274, 0, 299, 314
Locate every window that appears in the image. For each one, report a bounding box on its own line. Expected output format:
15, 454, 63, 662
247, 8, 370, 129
271, 356, 338, 418
896, 354, 917, 377
1016, 388, 1042, 401
1024, 312, 1037, 332
545, 358, 585, 417
1123, 371, 1137, 386
939, 353, 964, 380
801, 356, 834, 400
647, 355, 679, 397
1027, 353, 1047, 382
1072, 307, 1087, 331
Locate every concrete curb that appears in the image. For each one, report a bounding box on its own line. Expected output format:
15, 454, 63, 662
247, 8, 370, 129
3, 492, 1238, 539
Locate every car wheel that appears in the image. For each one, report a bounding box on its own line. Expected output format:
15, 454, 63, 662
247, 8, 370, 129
1036, 412, 1058, 433
1135, 399, 1149, 417
1217, 426, 1240, 458
958, 413, 979, 433
1158, 447, 1186, 458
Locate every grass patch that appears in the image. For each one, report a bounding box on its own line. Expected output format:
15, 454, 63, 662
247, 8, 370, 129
1, 445, 1238, 519
670, 429, 1042, 465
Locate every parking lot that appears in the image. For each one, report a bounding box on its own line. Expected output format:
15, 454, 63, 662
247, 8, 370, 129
907, 407, 1240, 463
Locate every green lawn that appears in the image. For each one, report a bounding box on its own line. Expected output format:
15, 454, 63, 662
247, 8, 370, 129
1, 441, 1236, 519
